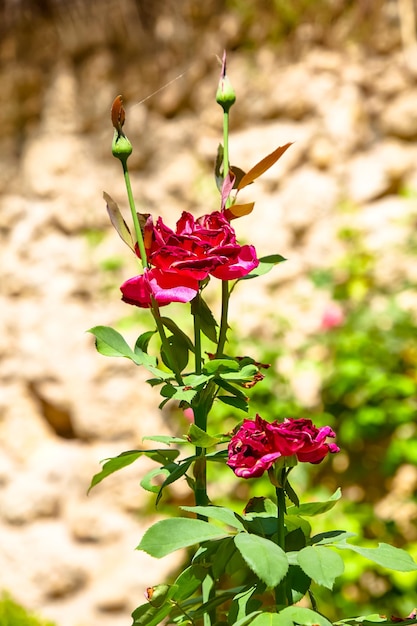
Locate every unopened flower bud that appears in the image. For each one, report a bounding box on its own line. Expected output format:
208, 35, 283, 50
216, 51, 236, 113
111, 95, 132, 164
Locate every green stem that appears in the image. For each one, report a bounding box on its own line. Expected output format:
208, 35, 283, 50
216, 280, 230, 357
122, 161, 147, 268
223, 110, 230, 183
151, 298, 183, 386
192, 381, 216, 509
192, 295, 202, 376
275, 486, 287, 609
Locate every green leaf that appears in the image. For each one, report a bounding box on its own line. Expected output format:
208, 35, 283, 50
103, 191, 135, 250
287, 489, 341, 517
88, 325, 139, 360
172, 565, 207, 602
278, 606, 333, 626
284, 479, 299, 508
234, 533, 288, 588
161, 317, 195, 352
229, 585, 263, 625
143, 435, 188, 445
161, 334, 189, 372
160, 383, 198, 404
210, 537, 236, 579
239, 254, 287, 281
88, 450, 143, 492
88, 326, 170, 379
137, 518, 227, 557
181, 505, 246, 531
140, 467, 170, 493
337, 541, 417, 571
135, 330, 156, 354
155, 458, 194, 506
191, 296, 218, 343
216, 378, 250, 399
231, 612, 263, 626
297, 546, 344, 589
218, 395, 249, 412
88, 448, 179, 492
183, 373, 210, 387
311, 530, 356, 546
203, 359, 240, 375
220, 364, 258, 381
250, 613, 292, 626
286, 564, 311, 603
187, 424, 221, 448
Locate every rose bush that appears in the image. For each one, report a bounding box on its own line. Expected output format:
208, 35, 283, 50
227, 414, 340, 478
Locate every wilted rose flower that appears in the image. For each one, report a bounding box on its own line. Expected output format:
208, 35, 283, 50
120, 268, 199, 308
227, 415, 339, 479
147, 211, 259, 281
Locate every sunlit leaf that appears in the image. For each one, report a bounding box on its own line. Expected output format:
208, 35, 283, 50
161, 317, 195, 352
181, 505, 246, 531
337, 541, 417, 571
171, 565, 207, 602
237, 143, 293, 190
187, 424, 222, 448
224, 202, 255, 221
239, 254, 286, 281
287, 488, 341, 516
297, 546, 344, 589
191, 296, 218, 343
103, 191, 135, 250
137, 518, 227, 557
140, 466, 170, 493
203, 359, 240, 375
155, 458, 195, 506
278, 606, 333, 626
234, 533, 288, 588
218, 395, 249, 412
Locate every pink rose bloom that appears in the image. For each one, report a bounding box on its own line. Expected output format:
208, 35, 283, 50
147, 211, 259, 281
227, 415, 339, 479
120, 268, 199, 308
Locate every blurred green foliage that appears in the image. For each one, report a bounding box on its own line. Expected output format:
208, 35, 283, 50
0, 594, 55, 626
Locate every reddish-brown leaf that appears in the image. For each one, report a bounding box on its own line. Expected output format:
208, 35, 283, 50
224, 202, 255, 221
103, 191, 135, 251
237, 142, 293, 191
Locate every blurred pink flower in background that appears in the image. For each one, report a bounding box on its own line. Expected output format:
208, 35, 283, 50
321, 303, 344, 330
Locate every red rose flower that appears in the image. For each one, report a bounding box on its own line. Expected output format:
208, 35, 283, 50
120, 268, 199, 308
227, 415, 339, 479
148, 211, 259, 281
